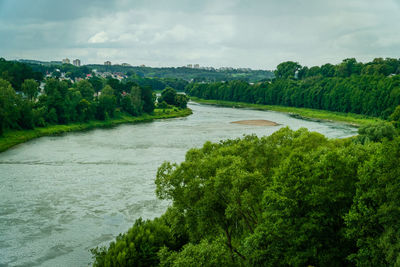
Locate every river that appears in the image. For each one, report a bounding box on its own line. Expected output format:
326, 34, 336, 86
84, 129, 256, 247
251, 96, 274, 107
0, 102, 357, 266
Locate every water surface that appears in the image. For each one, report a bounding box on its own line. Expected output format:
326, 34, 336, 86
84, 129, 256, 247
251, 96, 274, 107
0, 103, 357, 266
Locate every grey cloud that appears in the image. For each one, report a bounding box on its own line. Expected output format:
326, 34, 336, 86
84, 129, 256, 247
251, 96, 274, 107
0, 0, 399, 68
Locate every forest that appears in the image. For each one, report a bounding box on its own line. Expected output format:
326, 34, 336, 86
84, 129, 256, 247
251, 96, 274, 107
0, 58, 188, 136
186, 58, 400, 119
92, 125, 400, 266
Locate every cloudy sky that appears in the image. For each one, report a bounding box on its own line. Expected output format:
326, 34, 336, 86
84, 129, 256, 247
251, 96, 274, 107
0, 0, 399, 69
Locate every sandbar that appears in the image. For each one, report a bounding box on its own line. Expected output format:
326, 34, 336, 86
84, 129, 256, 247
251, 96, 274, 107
231, 120, 279, 126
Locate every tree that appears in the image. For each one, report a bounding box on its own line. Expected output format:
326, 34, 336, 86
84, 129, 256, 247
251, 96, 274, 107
52, 70, 61, 79
92, 218, 178, 267
245, 140, 368, 266
389, 105, 400, 128
88, 76, 104, 93
76, 79, 95, 100
274, 61, 301, 79
43, 78, 69, 123
356, 122, 397, 143
130, 86, 143, 114
121, 95, 136, 115
175, 94, 188, 109
0, 79, 20, 134
141, 86, 155, 113
159, 87, 177, 106
97, 85, 116, 119
21, 79, 39, 100
17, 99, 34, 129
320, 63, 335, 77
0, 58, 42, 90
345, 138, 400, 266
335, 58, 362, 77
158, 238, 233, 267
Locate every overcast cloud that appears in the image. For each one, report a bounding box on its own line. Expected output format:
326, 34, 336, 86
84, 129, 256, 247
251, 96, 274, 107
0, 0, 399, 69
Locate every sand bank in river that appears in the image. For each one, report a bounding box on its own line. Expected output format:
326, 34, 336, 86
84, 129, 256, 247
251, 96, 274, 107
231, 120, 279, 126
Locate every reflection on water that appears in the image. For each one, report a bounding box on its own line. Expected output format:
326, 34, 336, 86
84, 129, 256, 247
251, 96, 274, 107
0, 102, 357, 266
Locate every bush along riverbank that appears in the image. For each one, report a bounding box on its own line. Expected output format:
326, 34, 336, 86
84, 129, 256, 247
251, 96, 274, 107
0, 108, 192, 153
189, 97, 383, 126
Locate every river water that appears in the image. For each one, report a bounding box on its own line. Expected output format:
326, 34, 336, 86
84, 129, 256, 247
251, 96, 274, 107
0, 102, 357, 266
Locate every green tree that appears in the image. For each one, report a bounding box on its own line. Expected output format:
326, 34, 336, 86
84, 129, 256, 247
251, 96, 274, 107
159, 87, 177, 106
130, 86, 143, 114
21, 79, 39, 100
141, 86, 155, 113
0, 79, 20, 134
345, 138, 400, 266
92, 218, 176, 267
43, 78, 69, 123
158, 238, 233, 267
121, 95, 136, 115
17, 99, 34, 129
97, 85, 116, 119
88, 76, 104, 93
175, 94, 188, 109
356, 122, 397, 143
76, 79, 95, 100
274, 61, 301, 79
244, 140, 369, 266
389, 105, 400, 128
320, 63, 335, 77
335, 58, 362, 77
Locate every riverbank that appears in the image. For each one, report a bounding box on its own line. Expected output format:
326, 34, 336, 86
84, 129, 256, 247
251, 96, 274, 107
0, 108, 192, 153
190, 97, 383, 126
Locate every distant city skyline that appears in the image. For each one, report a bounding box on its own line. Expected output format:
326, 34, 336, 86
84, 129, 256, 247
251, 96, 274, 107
0, 0, 399, 69
14, 57, 260, 71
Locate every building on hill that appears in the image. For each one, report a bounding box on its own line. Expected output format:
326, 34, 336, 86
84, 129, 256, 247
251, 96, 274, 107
121, 63, 131, 66
62, 58, 70, 64
104, 61, 111, 66
73, 59, 81, 67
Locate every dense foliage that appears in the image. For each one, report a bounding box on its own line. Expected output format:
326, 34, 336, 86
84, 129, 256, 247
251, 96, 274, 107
124, 76, 188, 92
0, 58, 43, 90
92, 126, 400, 266
0, 59, 163, 135
186, 58, 400, 119
158, 87, 189, 109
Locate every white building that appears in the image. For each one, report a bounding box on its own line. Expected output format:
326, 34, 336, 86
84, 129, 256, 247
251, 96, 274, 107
62, 58, 70, 64
73, 59, 81, 67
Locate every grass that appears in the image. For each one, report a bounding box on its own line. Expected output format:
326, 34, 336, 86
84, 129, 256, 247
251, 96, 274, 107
190, 97, 383, 126
0, 108, 192, 153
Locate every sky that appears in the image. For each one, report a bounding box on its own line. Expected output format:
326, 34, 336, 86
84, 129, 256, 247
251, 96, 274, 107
0, 0, 399, 69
